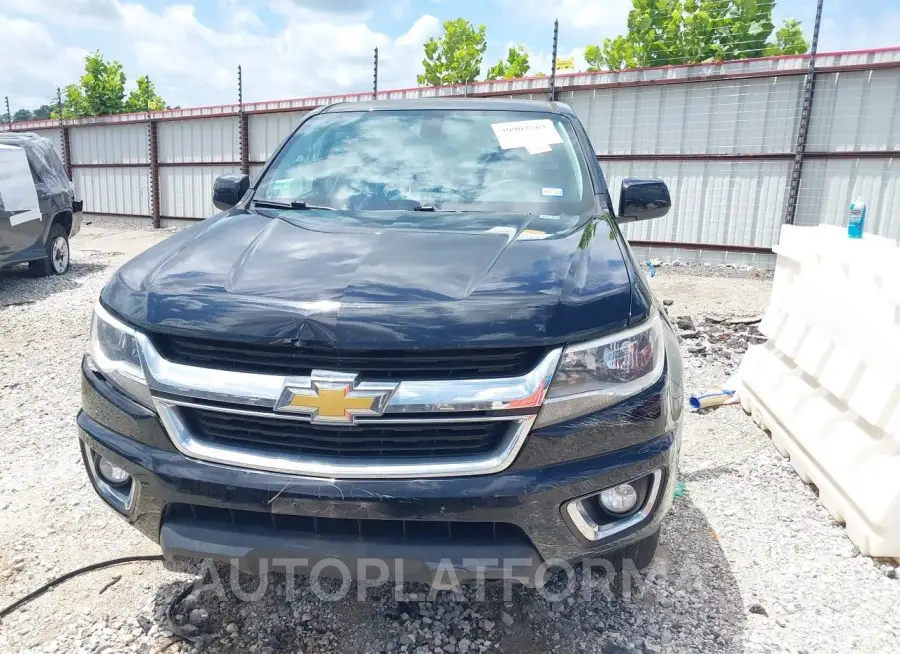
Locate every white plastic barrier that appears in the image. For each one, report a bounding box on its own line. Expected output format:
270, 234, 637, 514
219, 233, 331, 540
739, 224, 900, 558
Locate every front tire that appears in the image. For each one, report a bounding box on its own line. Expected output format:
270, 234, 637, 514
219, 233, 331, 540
29, 224, 70, 277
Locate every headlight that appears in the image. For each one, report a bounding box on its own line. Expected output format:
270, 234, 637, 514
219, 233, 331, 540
535, 312, 665, 428
88, 302, 153, 408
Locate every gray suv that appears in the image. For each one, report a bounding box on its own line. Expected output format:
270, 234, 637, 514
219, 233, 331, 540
0, 132, 82, 276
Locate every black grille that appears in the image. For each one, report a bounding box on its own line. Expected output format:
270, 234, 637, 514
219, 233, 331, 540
166, 503, 526, 544
183, 407, 509, 459
150, 332, 545, 380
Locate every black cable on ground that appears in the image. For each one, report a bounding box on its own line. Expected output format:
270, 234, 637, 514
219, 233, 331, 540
3, 554, 214, 653
165, 580, 209, 645
0, 554, 164, 620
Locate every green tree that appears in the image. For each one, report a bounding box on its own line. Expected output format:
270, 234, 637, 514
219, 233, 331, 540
717, 0, 775, 60
764, 18, 810, 56
125, 75, 166, 112
77, 51, 126, 115
51, 51, 127, 118
53, 84, 90, 119
417, 18, 487, 86
31, 104, 53, 120
586, 0, 809, 71
12, 109, 32, 122
584, 44, 603, 72
486, 45, 530, 80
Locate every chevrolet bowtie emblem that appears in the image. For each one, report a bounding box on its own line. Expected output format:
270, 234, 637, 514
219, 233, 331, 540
274, 371, 398, 425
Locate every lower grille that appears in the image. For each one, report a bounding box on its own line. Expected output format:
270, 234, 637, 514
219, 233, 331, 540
166, 503, 527, 544
182, 407, 509, 459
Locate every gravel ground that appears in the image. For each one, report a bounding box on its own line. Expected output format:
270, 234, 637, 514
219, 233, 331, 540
1, 225, 897, 653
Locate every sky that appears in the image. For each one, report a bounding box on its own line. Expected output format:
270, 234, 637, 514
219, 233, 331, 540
1, 0, 899, 112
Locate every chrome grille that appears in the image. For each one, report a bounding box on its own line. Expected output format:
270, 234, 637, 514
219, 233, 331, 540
136, 329, 562, 479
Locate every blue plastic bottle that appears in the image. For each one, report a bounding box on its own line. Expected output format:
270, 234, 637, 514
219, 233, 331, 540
848, 198, 866, 238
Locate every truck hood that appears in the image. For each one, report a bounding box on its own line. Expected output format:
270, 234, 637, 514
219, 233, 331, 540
102, 208, 637, 348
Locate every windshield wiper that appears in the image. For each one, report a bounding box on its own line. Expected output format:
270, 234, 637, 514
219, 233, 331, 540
413, 205, 489, 213
253, 199, 335, 211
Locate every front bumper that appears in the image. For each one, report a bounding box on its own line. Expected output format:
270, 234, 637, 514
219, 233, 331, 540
78, 360, 681, 584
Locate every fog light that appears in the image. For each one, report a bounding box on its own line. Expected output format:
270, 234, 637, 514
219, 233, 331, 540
97, 458, 130, 485
599, 482, 639, 515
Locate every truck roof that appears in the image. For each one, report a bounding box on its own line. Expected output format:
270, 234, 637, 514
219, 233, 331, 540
322, 97, 575, 116
0, 132, 46, 146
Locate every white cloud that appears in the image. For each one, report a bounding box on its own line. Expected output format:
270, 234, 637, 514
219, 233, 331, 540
0, 15, 87, 108
266, 0, 375, 19
556, 0, 632, 32
0, 0, 120, 28
396, 14, 440, 47
390, 0, 411, 21
504, 0, 632, 38
230, 7, 266, 32
274, 0, 377, 13
0, 0, 441, 109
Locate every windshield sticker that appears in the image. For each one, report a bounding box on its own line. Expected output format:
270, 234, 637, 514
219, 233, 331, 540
519, 229, 549, 240
491, 119, 563, 153
542, 187, 564, 197
525, 142, 552, 154
268, 178, 295, 196
539, 214, 561, 220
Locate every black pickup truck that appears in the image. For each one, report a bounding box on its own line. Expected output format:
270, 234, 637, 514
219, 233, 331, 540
78, 99, 683, 585
0, 132, 82, 276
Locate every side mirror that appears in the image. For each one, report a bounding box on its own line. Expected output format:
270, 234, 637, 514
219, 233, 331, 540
212, 174, 250, 211
618, 178, 671, 222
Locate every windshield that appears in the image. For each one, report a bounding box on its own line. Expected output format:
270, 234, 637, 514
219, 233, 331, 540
255, 109, 594, 214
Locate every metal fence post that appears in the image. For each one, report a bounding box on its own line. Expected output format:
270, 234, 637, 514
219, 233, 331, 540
58, 88, 72, 180
548, 19, 559, 101
238, 65, 249, 176
784, 0, 825, 225
373, 48, 379, 100
61, 127, 72, 180
148, 118, 160, 228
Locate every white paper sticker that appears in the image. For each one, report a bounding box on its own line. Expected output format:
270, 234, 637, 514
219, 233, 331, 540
525, 142, 552, 154
0, 145, 41, 218
491, 119, 563, 153
9, 209, 42, 226
542, 187, 564, 197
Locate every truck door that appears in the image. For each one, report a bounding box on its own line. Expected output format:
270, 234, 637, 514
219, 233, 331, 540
0, 144, 44, 264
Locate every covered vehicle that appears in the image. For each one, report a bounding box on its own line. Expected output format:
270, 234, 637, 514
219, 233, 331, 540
78, 99, 681, 585
0, 132, 82, 276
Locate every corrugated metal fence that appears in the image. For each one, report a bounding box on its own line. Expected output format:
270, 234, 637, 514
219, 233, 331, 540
4, 47, 899, 265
